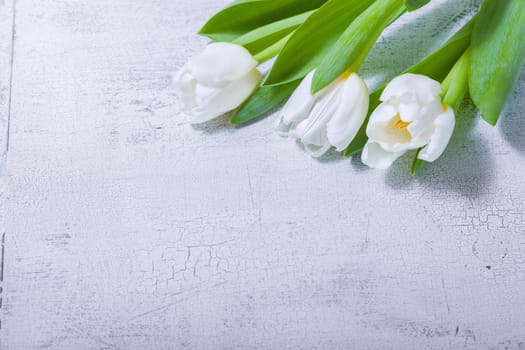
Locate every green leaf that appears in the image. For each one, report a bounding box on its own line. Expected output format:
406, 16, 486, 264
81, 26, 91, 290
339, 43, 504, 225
469, 0, 525, 126
406, 17, 474, 82
199, 0, 328, 42
411, 149, 425, 176
263, 0, 376, 86
252, 32, 294, 63
230, 80, 300, 125
442, 49, 470, 110
404, 0, 431, 11
233, 11, 314, 58
343, 18, 474, 157
311, 0, 405, 93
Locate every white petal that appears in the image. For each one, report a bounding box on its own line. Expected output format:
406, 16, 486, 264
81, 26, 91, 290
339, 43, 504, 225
418, 107, 455, 162
405, 118, 435, 149
397, 102, 423, 122
304, 141, 332, 158
279, 71, 316, 127
399, 98, 443, 123
361, 142, 405, 169
366, 103, 406, 150
173, 63, 197, 109
190, 68, 261, 124
191, 43, 258, 83
326, 73, 369, 151
367, 102, 398, 126
275, 117, 292, 137
381, 73, 442, 104
291, 79, 341, 148
402, 103, 442, 148
291, 115, 329, 149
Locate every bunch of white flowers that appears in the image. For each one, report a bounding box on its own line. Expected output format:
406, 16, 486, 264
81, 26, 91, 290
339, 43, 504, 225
174, 0, 525, 175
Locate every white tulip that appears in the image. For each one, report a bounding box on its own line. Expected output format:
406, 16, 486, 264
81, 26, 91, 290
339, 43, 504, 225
174, 42, 261, 124
361, 73, 455, 169
276, 71, 369, 157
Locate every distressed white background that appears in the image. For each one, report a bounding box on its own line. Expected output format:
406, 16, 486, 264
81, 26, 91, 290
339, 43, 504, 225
1, 0, 525, 349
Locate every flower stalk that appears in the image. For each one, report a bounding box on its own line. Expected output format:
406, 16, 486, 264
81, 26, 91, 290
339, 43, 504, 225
441, 49, 471, 111
311, 0, 407, 92
233, 10, 316, 63
253, 33, 294, 63
411, 49, 471, 175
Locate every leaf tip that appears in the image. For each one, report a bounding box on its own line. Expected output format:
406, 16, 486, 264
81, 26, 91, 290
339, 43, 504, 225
480, 111, 499, 127
310, 77, 326, 94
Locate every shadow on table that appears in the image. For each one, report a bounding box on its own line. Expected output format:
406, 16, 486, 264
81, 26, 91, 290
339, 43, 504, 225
316, 148, 348, 164
499, 72, 525, 157
385, 99, 495, 198
191, 104, 283, 134
191, 112, 235, 135
360, 0, 480, 90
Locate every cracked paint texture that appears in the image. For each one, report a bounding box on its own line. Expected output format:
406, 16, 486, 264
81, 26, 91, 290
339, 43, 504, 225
1, 0, 525, 349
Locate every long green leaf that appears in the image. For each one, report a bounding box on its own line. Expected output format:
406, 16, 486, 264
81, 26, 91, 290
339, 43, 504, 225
469, 0, 525, 125
312, 0, 405, 93
406, 18, 475, 82
404, 0, 430, 11
344, 18, 474, 157
199, 0, 328, 42
230, 80, 300, 125
233, 11, 314, 58
263, 0, 376, 86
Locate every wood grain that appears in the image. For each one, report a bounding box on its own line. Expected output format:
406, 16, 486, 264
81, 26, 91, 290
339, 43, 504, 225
2, 0, 525, 349
0, 0, 15, 340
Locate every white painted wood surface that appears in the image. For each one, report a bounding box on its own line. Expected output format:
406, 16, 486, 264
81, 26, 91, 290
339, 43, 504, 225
0, 0, 14, 335
2, 0, 525, 349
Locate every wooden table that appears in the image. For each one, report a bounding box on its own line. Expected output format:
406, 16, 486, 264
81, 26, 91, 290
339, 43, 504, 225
1, 0, 525, 349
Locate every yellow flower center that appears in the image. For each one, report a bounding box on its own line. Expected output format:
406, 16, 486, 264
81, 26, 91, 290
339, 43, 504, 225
392, 114, 411, 130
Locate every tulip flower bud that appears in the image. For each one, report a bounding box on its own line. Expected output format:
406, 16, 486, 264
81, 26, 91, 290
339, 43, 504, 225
362, 74, 455, 169
276, 70, 369, 157
174, 43, 261, 124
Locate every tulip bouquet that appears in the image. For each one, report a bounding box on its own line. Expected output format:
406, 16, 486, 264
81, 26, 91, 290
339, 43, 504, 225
175, 0, 525, 175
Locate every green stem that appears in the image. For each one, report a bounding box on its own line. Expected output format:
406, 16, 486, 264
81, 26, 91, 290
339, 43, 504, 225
441, 48, 471, 110
253, 32, 294, 63
234, 10, 315, 46
311, 0, 406, 92
411, 48, 471, 176
351, 0, 407, 72
234, 10, 315, 64
344, 15, 475, 159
